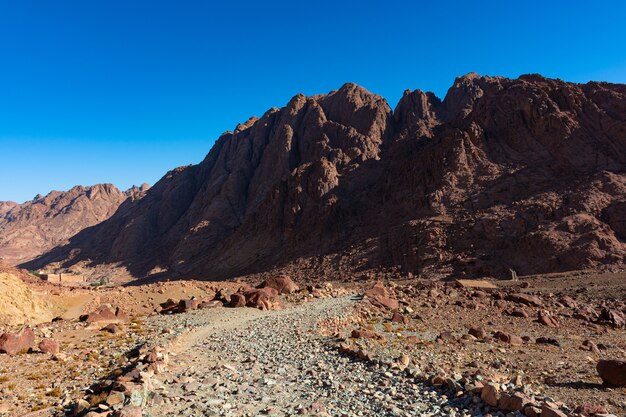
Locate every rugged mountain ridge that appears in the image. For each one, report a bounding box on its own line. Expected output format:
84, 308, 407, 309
25, 74, 626, 280
0, 183, 149, 264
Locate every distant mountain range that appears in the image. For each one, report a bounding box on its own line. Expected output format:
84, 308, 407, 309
17, 74, 626, 280
0, 183, 148, 265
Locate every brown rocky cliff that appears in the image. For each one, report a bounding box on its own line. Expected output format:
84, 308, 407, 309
0, 184, 148, 264
24, 75, 626, 279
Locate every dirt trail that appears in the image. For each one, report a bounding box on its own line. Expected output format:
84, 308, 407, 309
145, 297, 474, 417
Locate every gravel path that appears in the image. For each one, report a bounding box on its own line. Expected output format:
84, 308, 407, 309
145, 297, 474, 417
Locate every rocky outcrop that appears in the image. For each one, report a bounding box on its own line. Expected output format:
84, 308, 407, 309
24, 75, 626, 280
0, 183, 149, 264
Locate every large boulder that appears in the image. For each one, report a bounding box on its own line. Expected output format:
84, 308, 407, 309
596, 359, 626, 387
244, 288, 284, 310
0, 326, 35, 355
80, 306, 129, 323
258, 275, 299, 294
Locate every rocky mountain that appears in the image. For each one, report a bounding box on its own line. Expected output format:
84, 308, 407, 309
25, 74, 626, 280
0, 183, 149, 264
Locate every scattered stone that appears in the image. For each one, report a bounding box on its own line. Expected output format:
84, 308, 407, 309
494, 331, 523, 345
102, 323, 122, 334
506, 293, 543, 307
480, 382, 500, 406
351, 329, 385, 341
538, 310, 560, 327
541, 403, 568, 417
178, 299, 200, 313
573, 403, 608, 416
112, 406, 143, 417
597, 307, 625, 328
390, 311, 407, 324
468, 327, 486, 339
498, 392, 531, 411
38, 338, 60, 354
509, 308, 529, 318
536, 336, 560, 346
580, 339, 600, 354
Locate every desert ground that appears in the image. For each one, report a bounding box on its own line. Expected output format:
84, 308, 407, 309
0, 265, 624, 417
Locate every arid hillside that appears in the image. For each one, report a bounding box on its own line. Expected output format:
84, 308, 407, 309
25, 74, 626, 280
0, 183, 149, 264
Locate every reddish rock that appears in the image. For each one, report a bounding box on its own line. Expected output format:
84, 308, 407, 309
597, 307, 625, 328
112, 406, 143, 417
573, 306, 597, 322
258, 275, 299, 294
596, 359, 626, 387
480, 383, 500, 406
390, 312, 407, 324
80, 306, 129, 323
178, 299, 200, 313
580, 339, 600, 354
541, 403, 568, 417
159, 299, 179, 313
0, 326, 35, 355
559, 295, 578, 309
213, 288, 234, 303
229, 293, 247, 308
506, 293, 543, 307
508, 308, 529, 318
538, 311, 560, 327
101, 323, 122, 334
38, 339, 60, 354
524, 405, 542, 417
431, 375, 446, 385
468, 327, 486, 339
243, 288, 283, 310
351, 329, 385, 341
572, 403, 608, 416
493, 331, 523, 345
198, 300, 222, 309
498, 392, 531, 411
364, 282, 399, 311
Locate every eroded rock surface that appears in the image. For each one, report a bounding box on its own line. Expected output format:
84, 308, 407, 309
25, 75, 626, 280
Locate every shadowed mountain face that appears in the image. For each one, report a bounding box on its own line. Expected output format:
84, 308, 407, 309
0, 184, 149, 265
24, 74, 626, 280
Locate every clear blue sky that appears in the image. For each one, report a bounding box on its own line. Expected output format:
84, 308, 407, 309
1, 0, 625, 203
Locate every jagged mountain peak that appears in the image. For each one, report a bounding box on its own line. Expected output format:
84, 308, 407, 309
21, 74, 626, 281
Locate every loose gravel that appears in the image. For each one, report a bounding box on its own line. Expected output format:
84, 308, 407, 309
145, 297, 478, 417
